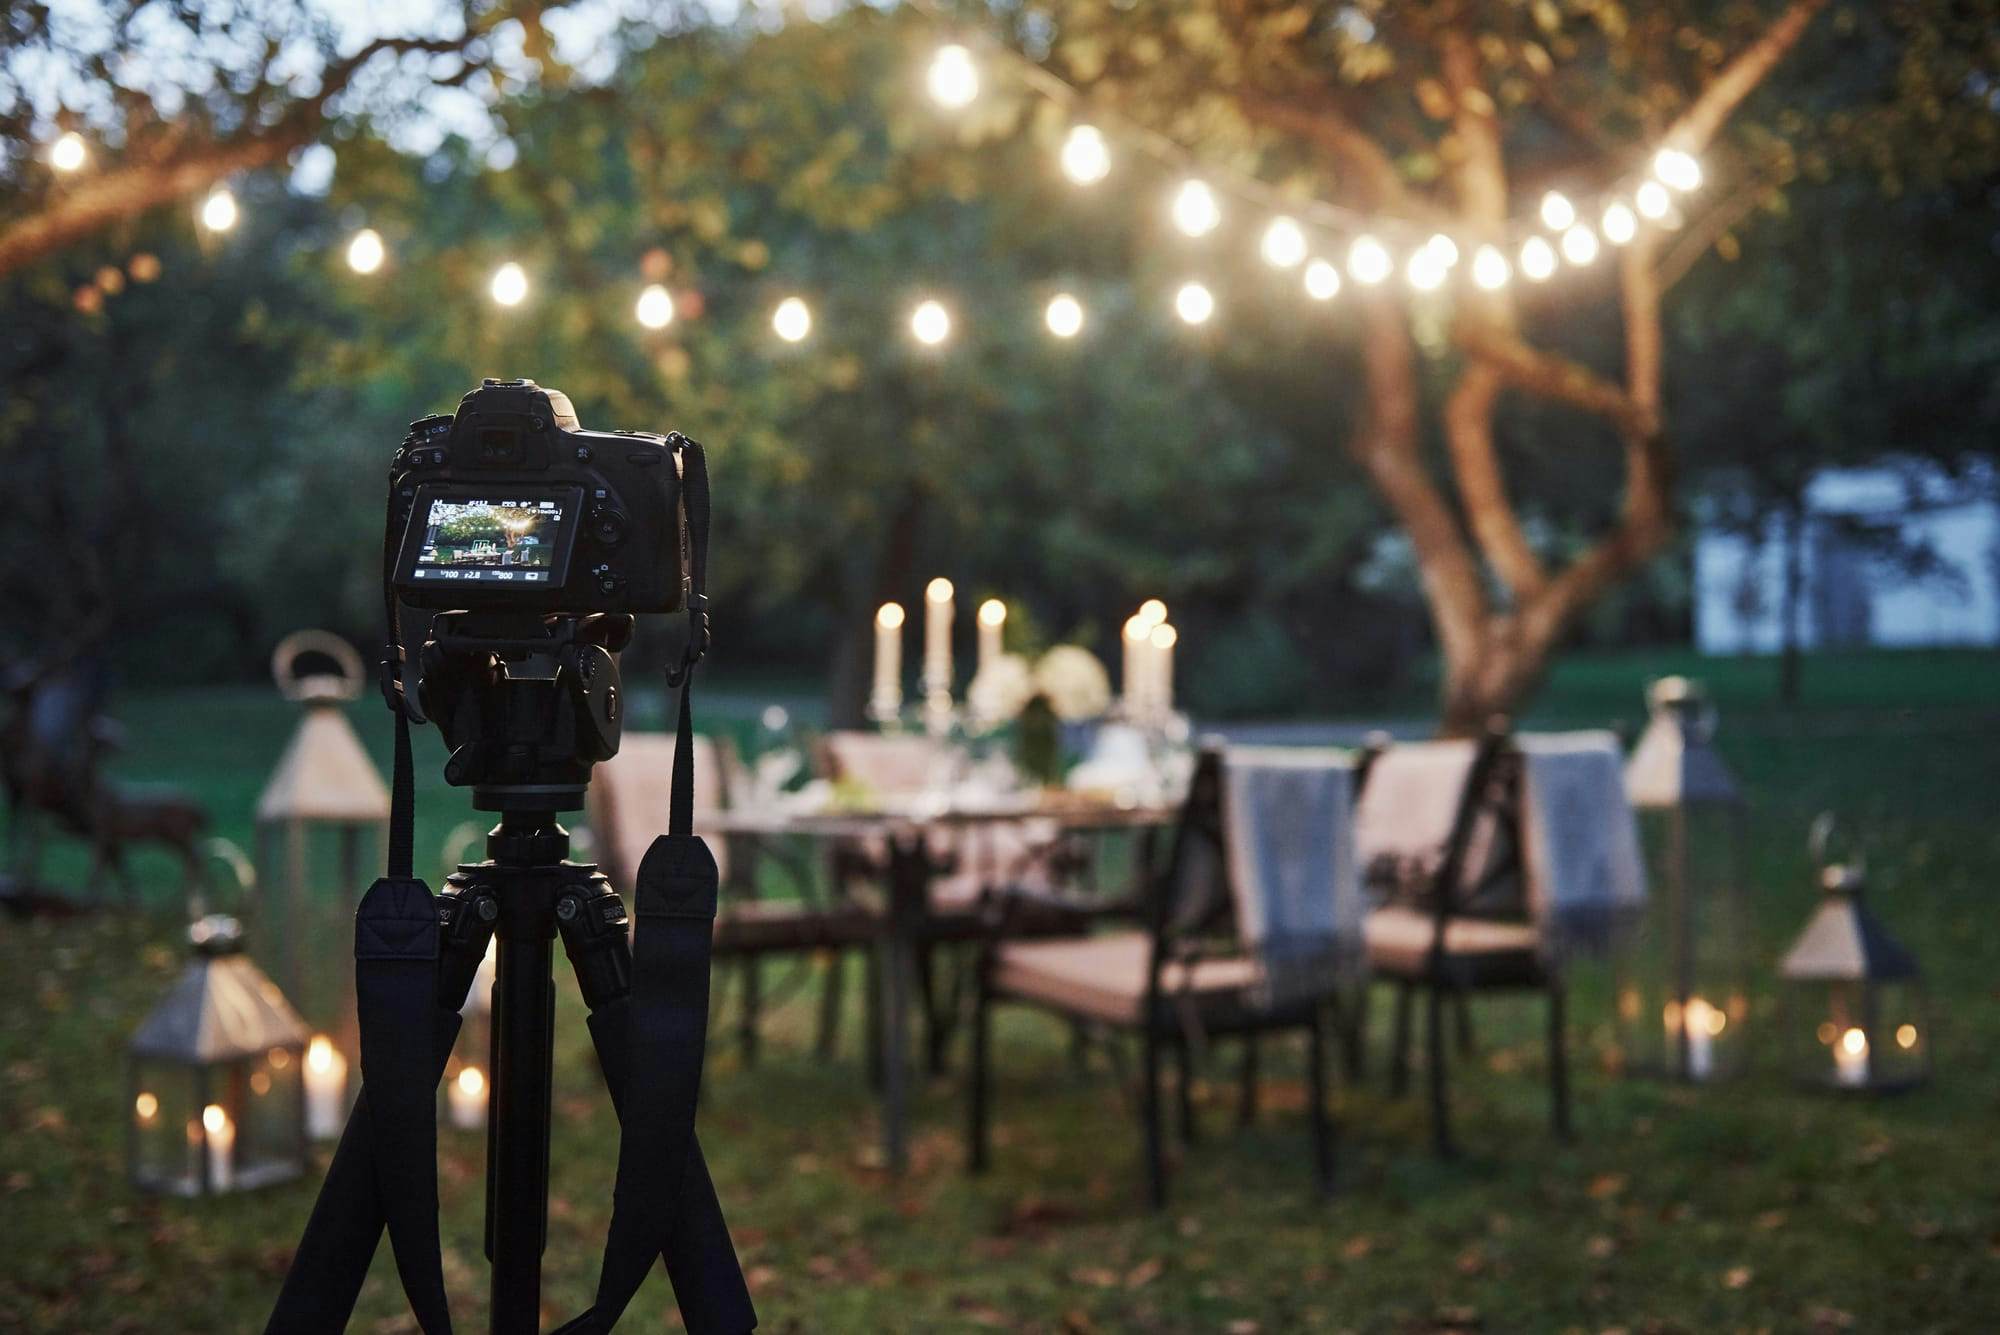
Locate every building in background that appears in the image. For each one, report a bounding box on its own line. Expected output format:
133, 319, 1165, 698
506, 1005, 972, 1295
1694, 459, 2000, 655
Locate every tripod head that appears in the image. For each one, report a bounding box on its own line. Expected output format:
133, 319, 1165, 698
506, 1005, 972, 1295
415, 609, 634, 812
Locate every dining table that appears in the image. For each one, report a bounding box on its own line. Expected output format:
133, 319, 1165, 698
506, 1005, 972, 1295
705, 792, 1182, 1173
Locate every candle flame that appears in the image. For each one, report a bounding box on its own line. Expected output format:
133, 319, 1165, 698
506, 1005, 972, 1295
457, 1066, 486, 1097
1136, 599, 1167, 627
877, 602, 905, 630
202, 1104, 230, 1135
1149, 624, 1178, 650
977, 599, 1006, 627
135, 1091, 159, 1122
307, 1035, 337, 1074
1895, 1024, 1918, 1049
1123, 616, 1150, 642
926, 577, 954, 603
1839, 1027, 1867, 1057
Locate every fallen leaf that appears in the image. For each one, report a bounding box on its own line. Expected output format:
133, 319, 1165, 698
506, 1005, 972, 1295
1071, 1266, 1119, 1289
1755, 1210, 1787, 1230
1341, 1234, 1375, 1260
1724, 1266, 1754, 1290
1586, 1235, 1617, 1260
1805, 1305, 1857, 1331
1225, 1322, 1260, 1335
1588, 1173, 1628, 1200
1060, 1309, 1096, 1334
1125, 1258, 1164, 1289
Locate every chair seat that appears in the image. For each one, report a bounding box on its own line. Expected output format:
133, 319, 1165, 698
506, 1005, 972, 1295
711, 900, 879, 955
1364, 905, 1544, 983
991, 931, 1264, 1028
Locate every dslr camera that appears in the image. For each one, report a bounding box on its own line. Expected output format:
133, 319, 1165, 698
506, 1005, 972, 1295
389, 378, 691, 614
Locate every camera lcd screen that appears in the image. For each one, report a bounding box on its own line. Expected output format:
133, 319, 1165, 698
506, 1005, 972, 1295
404, 493, 576, 587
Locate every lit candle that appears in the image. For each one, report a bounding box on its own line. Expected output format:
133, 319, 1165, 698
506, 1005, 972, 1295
449, 1065, 488, 1131
1834, 1027, 1869, 1088
1122, 616, 1151, 713
871, 603, 905, 721
202, 1104, 235, 1191
923, 578, 955, 699
1667, 998, 1723, 1081
1149, 623, 1178, 716
304, 1034, 347, 1140
976, 599, 1006, 674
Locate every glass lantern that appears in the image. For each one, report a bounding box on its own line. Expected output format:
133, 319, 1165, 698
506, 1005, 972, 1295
128, 914, 309, 1195
1778, 818, 1931, 1094
1616, 677, 1752, 1082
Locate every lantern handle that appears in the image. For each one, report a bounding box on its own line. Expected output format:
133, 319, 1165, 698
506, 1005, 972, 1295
188, 835, 257, 922
272, 629, 367, 704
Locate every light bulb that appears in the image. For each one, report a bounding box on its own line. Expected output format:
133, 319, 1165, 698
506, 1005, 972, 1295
911, 298, 950, 346
1519, 236, 1557, 282
345, 228, 385, 274
200, 188, 239, 233
1060, 124, 1110, 185
1602, 202, 1637, 245
1424, 233, 1459, 267
1539, 190, 1575, 231
1044, 292, 1084, 338
1171, 179, 1220, 237
50, 131, 87, 172
1303, 258, 1342, 300
635, 283, 675, 329
1406, 246, 1447, 291
1653, 147, 1702, 192
1261, 216, 1307, 268
927, 44, 978, 109
490, 261, 528, 306
1347, 235, 1391, 285
1635, 180, 1671, 220
1471, 244, 1510, 291
1173, 281, 1214, 325
772, 296, 811, 342
1560, 224, 1600, 266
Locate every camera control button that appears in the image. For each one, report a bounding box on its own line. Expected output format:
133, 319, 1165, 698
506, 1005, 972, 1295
574, 445, 593, 462
590, 508, 629, 546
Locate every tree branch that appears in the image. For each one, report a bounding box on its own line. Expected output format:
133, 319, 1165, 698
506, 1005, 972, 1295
1453, 320, 1660, 442
1667, 0, 1830, 151
0, 34, 475, 279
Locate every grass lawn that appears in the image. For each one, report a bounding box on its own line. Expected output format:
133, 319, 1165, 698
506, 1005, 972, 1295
3, 649, 1997, 1332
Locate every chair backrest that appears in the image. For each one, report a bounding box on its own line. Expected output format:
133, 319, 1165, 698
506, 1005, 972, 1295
1352, 732, 1524, 920
816, 731, 953, 798
587, 731, 732, 892
1219, 746, 1364, 1005
1152, 748, 1234, 944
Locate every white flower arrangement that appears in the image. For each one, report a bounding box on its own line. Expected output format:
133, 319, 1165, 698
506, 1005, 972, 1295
1033, 644, 1112, 721
967, 652, 1037, 724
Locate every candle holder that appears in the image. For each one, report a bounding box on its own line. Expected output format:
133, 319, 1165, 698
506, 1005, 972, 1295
128, 907, 309, 1196
1614, 677, 1753, 1083
1777, 815, 1931, 1095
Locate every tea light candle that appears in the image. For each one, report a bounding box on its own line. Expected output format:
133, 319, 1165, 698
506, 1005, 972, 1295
304, 1034, 347, 1140
871, 603, 905, 720
1669, 997, 1723, 1081
923, 578, 955, 698
449, 1065, 488, 1131
976, 599, 1006, 674
1834, 1027, 1869, 1088
202, 1104, 235, 1191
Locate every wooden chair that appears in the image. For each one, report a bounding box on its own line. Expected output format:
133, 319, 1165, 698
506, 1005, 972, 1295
1354, 729, 1569, 1158
588, 731, 874, 1064
967, 748, 1357, 1208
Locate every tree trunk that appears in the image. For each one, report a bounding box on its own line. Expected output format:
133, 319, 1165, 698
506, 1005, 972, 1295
1778, 497, 1807, 705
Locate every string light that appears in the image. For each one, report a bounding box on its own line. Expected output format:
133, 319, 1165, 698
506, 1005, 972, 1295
1424, 234, 1460, 268
1173, 281, 1214, 325
1520, 236, 1557, 282
345, 228, 385, 274
911, 298, 951, 345
1044, 292, 1084, 338
199, 188, 239, 233
1539, 191, 1576, 231
50, 131, 87, 172
635, 283, 675, 329
1560, 224, 1600, 266
1347, 235, 1391, 285
1261, 217, 1307, 268
1303, 259, 1342, 301
1406, 246, 1447, 291
1060, 125, 1110, 185
1471, 244, 1511, 291
1170, 180, 1220, 237
490, 261, 528, 306
772, 296, 812, 342
1635, 180, 1672, 220
1653, 147, 1702, 192
926, 44, 978, 109
1601, 202, 1637, 246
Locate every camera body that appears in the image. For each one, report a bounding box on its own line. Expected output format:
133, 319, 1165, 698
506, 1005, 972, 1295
389, 379, 690, 614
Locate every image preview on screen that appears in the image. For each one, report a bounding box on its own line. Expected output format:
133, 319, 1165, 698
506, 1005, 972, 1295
410, 497, 568, 584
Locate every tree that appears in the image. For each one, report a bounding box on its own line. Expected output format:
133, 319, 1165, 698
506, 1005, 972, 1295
0, 1, 517, 279
969, 0, 1989, 730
